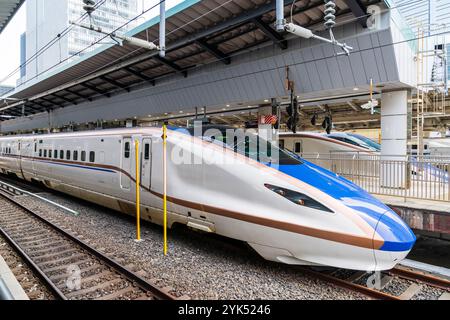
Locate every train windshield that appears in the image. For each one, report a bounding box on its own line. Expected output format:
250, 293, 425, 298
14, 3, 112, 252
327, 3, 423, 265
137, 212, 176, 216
185, 125, 302, 165
348, 134, 381, 151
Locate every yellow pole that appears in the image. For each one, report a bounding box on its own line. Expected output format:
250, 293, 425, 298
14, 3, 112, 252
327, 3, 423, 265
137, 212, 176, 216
163, 125, 168, 255
370, 78, 373, 101
135, 139, 141, 241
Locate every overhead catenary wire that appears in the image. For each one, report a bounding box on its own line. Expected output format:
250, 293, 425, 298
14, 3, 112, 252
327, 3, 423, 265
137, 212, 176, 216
0, 0, 108, 88
1, 0, 446, 115
11, 0, 166, 92
0, 0, 433, 89
5, 28, 449, 118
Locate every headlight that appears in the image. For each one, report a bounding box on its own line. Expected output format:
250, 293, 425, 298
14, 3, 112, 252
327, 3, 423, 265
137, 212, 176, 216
264, 184, 333, 213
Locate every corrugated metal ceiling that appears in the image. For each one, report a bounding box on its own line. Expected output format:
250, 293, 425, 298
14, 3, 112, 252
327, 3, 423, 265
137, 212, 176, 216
1, 0, 380, 118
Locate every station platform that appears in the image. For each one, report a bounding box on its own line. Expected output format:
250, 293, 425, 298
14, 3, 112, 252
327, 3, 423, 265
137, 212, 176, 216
0, 255, 29, 300
376, 195, 450, 238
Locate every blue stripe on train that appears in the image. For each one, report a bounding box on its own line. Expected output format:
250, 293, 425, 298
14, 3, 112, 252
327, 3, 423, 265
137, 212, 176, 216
36, 160, 115, 173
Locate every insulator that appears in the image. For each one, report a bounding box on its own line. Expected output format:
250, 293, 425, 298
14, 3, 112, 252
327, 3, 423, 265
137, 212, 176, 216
324, 0, 336, 29
83, 0, 96, 15
83, 5, 96, 14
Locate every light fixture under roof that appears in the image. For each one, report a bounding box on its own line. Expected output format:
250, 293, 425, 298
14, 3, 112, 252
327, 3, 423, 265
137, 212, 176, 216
264, 99, 269, 102
353, 87, 359, 91
226, 104, 230, 107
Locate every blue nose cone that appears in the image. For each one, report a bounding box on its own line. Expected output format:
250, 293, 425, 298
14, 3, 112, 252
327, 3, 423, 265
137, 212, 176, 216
272, 161, 416, 252
376, 210, 416, 252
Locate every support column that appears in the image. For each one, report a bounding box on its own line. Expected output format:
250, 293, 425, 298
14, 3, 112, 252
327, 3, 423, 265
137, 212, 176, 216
380, 90, 411, 188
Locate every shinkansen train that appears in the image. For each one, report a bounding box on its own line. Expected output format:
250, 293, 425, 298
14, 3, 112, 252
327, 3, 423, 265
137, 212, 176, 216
0, 126, 416, 271
278, 132, 379, 156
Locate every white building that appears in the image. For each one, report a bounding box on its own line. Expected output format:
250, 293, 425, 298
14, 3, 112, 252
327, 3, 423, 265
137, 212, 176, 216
394, 0, 449, 88
23, 0, 138, 84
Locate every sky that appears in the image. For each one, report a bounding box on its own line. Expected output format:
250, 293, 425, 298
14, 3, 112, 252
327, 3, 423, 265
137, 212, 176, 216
0, 0, 184, 88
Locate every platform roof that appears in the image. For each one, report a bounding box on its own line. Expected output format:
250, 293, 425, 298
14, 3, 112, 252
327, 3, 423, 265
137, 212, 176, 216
0, 0, 24, 34
0, 0, 382, 119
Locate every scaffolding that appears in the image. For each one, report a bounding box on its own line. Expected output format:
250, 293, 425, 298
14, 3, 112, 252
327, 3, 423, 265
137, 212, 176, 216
413, 23, 448, 156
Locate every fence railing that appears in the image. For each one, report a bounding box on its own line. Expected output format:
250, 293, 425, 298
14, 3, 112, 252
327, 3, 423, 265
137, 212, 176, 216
300, 152, 450, 202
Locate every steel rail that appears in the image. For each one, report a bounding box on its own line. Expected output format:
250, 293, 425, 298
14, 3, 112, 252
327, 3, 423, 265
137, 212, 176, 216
0, 225, 67, 300
389, 267, 450, 291
299, 267, 400, 300
0, 190, 176, 300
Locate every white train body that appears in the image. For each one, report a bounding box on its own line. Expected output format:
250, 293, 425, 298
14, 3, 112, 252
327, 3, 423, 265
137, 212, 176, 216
278, 132, 378, 156
0, 127, 415, 271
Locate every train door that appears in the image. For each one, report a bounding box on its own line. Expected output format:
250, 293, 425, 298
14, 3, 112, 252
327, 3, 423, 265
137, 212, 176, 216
293, 140, 302, 154
31, 140, 37, 174
141, 138, 152, 190
121, 137, 132, 189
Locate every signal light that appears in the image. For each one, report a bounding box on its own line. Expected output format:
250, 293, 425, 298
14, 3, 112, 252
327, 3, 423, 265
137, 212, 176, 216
286, 97, 299, 133
322, 115, 332, 134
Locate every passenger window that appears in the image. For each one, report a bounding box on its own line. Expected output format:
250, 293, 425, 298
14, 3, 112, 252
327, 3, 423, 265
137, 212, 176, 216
295, 142, 301, 153
66, 150, 71, 160
60, 150, 64, 159
89, 151, 95, 163
124, 142, 130, 158
279, 139, 285, 149
39, 149, 42, 157
49, 150, 52, 158
144, 144, 150, 160
81, 151, 86, 161
44, 150, 47, 157
54, 150, 58, 159
73, 151, 78, 161
34, 143, 37, 153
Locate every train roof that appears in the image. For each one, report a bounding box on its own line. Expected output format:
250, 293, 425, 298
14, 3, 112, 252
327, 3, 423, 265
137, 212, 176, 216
0, 127, 162, 140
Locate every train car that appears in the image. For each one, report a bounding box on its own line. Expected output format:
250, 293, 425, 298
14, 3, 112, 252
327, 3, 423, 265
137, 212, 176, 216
0, 126, 416, 271
278, 132, 379, 156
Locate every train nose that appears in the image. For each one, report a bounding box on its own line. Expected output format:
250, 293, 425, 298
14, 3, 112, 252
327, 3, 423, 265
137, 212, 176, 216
373, 209, 416, 270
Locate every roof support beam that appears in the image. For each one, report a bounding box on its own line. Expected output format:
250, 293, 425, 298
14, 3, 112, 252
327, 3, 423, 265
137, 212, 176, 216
252, 17, 287, 50
343, 0, 368, 28
52, 93, 78, 105
124, 67, 156, 86
154, 56, 188, 77
28, 101, 49, 111
23, 104, 40, 112
81, 83, 111, 98
195, 39, 231, 64
99, 76, 131, 92
65, 88, 93, 102
39, 97, 61, 108
347, 101, 361, 111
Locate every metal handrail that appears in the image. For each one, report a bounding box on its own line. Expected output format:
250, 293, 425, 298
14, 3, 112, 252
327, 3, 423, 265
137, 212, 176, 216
301, 153, 450, 202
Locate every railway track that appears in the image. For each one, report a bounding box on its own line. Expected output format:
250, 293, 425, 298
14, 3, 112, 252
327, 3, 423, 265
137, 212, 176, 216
302, 264, 450, 300
0, 188, 181, 300
0, 175, 448, 301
